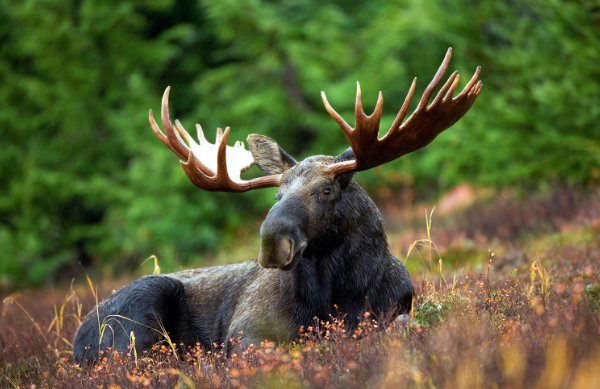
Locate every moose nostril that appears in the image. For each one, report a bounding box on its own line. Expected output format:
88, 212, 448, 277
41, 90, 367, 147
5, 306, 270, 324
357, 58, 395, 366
283, 238, 293, 261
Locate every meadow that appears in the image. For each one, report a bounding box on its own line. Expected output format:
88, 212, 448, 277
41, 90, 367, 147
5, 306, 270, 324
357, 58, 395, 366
2, 185, 599, 388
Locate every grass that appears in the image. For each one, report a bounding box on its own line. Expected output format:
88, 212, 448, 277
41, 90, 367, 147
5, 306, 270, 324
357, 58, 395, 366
1, 186, 600, 388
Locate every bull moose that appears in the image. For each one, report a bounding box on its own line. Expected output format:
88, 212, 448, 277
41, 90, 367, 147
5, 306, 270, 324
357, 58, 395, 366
73, 48, 481, 363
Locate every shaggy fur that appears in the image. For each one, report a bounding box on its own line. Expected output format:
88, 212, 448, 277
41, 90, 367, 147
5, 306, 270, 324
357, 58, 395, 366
73, 141, 413, 364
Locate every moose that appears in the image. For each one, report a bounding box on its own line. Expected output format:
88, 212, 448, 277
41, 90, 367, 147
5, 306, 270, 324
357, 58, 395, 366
73, 48, 481, 363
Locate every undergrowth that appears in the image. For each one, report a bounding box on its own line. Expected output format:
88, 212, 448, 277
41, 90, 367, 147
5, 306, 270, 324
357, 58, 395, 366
1, 188, 600, 388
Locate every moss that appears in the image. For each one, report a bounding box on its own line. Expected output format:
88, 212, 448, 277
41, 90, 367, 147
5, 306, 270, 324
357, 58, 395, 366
585, 281, 600, 307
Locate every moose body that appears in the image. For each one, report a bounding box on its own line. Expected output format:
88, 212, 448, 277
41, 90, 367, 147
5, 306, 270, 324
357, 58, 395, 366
73, 48, 481, 364
73, 156, 413, 363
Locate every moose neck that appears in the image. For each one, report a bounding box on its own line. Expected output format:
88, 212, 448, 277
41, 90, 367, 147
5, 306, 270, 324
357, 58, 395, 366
283, 182, 391, 322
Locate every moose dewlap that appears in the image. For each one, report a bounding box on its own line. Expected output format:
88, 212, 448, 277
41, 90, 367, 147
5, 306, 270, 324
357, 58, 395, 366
73, 48, 482, 364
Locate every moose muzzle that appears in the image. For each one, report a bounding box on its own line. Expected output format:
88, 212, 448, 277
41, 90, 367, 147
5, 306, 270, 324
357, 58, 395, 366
257, 199, 308, 270
258, 235, 294, 269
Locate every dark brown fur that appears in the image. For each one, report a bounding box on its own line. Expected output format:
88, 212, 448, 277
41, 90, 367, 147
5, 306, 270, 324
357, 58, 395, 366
73, 142, 413, 363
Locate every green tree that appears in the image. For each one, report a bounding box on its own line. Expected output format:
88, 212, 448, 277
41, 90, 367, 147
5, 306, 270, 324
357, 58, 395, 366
0, 0, 176, 287
1, 0, 598, 290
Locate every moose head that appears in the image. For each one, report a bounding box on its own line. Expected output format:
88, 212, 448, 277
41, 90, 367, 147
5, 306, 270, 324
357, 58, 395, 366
149, 47, 481, 270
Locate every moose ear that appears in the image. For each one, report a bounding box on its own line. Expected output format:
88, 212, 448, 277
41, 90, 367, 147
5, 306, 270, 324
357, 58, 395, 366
247, 134, 297, 175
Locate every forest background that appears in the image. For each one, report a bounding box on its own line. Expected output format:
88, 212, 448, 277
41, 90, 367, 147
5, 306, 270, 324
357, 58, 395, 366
1, 0, 598, 291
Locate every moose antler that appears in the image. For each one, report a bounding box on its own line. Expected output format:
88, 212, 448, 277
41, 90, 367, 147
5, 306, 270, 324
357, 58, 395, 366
321, 47, 482, 176
149, 87, 282, 192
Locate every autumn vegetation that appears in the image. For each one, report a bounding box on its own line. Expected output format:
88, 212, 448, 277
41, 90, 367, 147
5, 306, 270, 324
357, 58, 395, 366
2, 186, 600, 388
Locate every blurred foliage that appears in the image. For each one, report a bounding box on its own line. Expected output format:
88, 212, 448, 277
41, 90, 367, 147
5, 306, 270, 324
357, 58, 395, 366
0, 0, 598, 289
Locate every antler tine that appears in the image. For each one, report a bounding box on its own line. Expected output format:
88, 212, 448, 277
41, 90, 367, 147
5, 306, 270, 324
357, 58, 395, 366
175, 120, 214, 176
354, 82, 363, 131
321, 91, 353, 137
149, 89, 182, 157
160, 86, 191, 160
149, 109, 173, 151
431, 70, 459, 107
474, 80, 483, 95
149, 111, 187, 161
416, 47, 453, 112
443, 73, 461, 101
195, 124, 208, 145
456, 66, 482, 99
175, 119, 195, 145
216, 127, 224, 143
216, 127, 231, 178
389, 77, 417, 135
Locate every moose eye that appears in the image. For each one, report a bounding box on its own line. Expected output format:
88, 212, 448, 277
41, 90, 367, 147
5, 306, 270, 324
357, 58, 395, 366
322, 187, 332, 196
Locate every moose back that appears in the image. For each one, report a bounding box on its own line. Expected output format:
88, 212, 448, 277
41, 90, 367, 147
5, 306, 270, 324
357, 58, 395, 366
73, 48, 481, 363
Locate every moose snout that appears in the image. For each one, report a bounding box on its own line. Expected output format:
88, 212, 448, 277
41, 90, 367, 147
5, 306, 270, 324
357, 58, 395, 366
258, 197, 308, 269
258, 235, 294, 269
